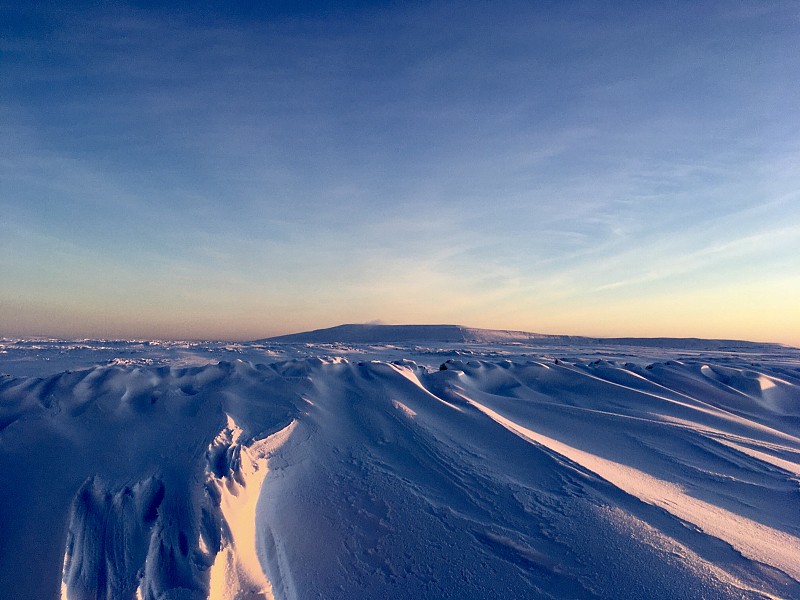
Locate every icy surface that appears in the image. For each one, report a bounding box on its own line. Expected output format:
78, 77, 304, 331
1, 327, 799, 599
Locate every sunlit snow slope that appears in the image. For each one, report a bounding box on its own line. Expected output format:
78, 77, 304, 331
1, 341, 799, 599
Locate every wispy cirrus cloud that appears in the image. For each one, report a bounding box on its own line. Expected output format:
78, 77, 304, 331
2, 1, 799, 342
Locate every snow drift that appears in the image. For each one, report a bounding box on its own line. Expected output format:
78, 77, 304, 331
1, 342, 799, 599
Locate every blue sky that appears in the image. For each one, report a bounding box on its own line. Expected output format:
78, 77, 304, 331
2, 1, 799, 343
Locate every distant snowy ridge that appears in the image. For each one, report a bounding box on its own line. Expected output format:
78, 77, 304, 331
263, 323, 473, 343
261, 323, 786, 350
261, 323, 585, 344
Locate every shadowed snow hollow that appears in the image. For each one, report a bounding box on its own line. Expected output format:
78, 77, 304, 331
1, 349, 799, 599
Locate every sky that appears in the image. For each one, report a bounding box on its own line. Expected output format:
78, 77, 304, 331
1, 1, 799, 344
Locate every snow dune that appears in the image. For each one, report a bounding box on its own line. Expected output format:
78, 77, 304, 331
1, 340, 799, 599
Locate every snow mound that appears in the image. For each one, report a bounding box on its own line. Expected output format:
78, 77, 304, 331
1, 352, 799, 599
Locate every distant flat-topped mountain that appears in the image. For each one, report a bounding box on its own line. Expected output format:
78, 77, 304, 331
262, 324, 527, 344
259, 324, 782, 350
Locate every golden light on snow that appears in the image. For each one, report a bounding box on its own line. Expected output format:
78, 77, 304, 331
470, 400, 800, 583
207, 415, 296, 600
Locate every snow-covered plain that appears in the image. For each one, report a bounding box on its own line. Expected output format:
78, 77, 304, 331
1, 325, 799, 599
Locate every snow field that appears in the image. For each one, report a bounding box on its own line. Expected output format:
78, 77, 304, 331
0, 345, 798, 599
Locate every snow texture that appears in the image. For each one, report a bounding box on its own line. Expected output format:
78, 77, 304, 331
1, 325, 799, 599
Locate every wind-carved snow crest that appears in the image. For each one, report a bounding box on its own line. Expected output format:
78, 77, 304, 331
39, 360, 298, 600
60, 416, 296, 600
60, 476, 165, 600
205, 415, 296, 600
